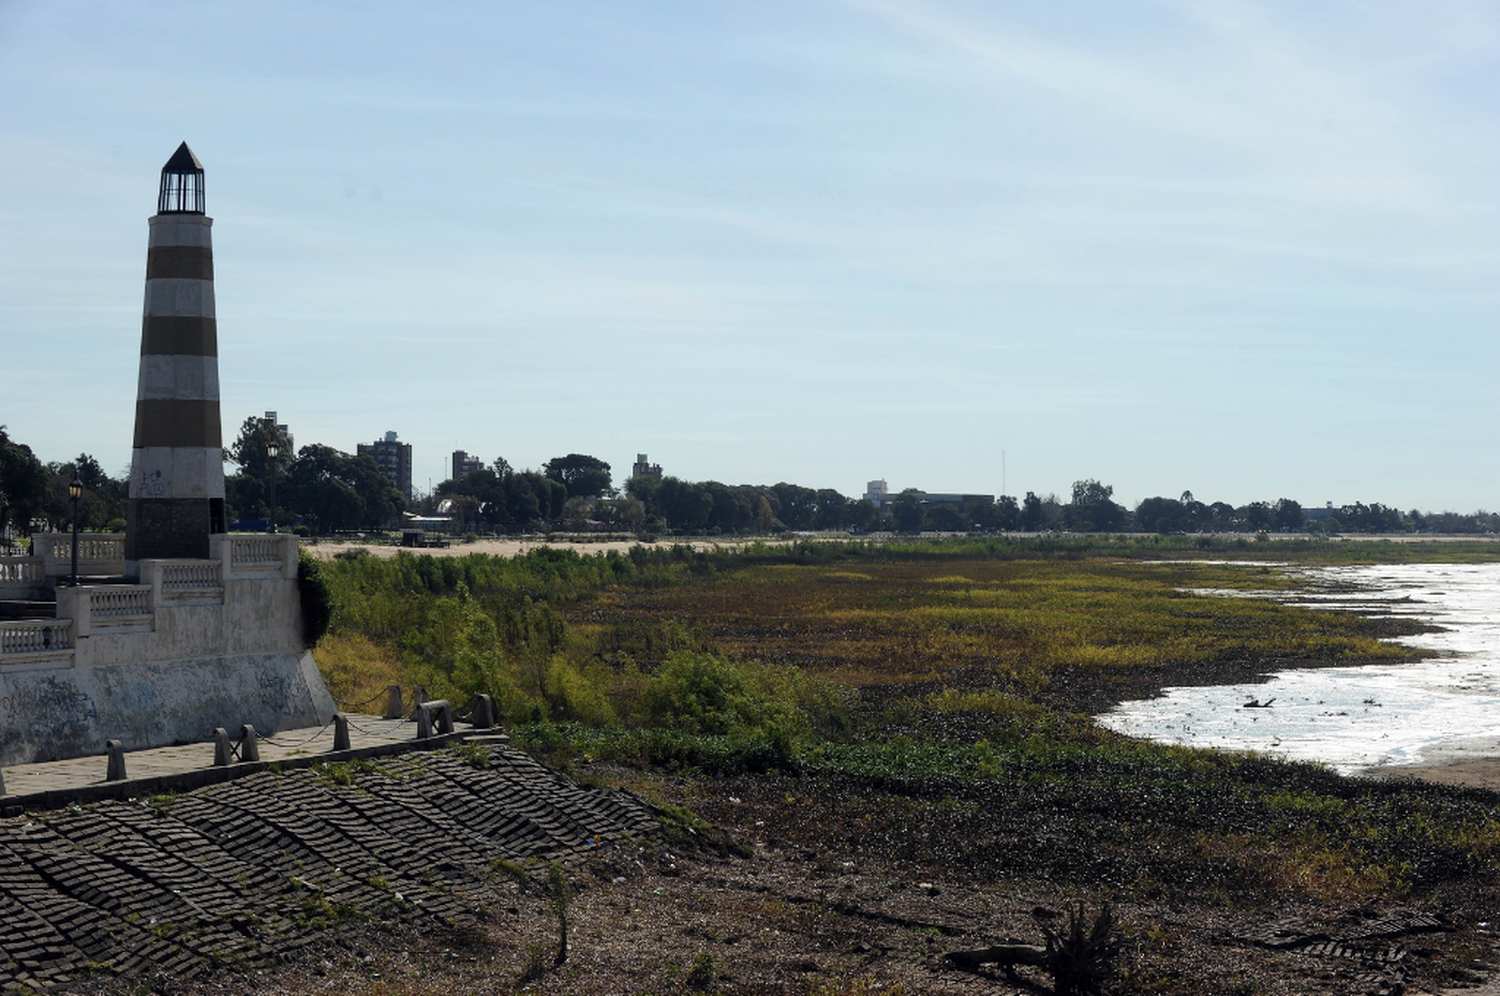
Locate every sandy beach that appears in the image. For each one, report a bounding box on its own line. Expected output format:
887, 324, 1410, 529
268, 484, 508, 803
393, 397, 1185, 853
1366, 758, 1500, 791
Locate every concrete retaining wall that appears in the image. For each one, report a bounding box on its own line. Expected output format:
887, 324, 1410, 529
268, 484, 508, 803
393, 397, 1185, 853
0, 650, 334, 766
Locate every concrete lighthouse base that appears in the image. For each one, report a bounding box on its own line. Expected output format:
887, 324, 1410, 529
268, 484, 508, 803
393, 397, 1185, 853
0, 534, 337, 768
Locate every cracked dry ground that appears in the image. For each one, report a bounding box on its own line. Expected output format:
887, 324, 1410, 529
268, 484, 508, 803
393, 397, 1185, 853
3, 745, 1496, 995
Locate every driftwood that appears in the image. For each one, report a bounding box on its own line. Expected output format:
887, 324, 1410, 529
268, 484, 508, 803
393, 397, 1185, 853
944, 942, 1049, 971
944, 902, 1125, 996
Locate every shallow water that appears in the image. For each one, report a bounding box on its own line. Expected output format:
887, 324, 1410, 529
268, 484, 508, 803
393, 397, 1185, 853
1097, 562, 1500, 775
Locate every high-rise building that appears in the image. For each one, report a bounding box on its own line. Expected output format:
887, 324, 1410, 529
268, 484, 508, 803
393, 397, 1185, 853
126, 142, 225, 574
452, 449, 483, 480
358, 431, 412, 499
631, 453, 663, 478
261, 410, 293, 452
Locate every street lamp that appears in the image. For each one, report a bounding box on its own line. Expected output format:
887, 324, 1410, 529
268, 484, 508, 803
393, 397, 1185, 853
68, 478, 83, 588
266, 441, 279, 534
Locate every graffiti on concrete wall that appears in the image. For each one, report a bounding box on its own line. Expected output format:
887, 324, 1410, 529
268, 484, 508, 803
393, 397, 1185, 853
1, 682, 98, 731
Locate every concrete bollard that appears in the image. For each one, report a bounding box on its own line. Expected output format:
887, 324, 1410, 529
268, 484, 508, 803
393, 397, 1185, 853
472, 694, 495, 729
413, 685, 429, 708
416, 700, 454, 739
383, 684, 404, 720
239, 724, 260, 763
213, 728, 232, 766
333, 713, 351, 752
106, 740, 127, 781
0, 766, 6, 796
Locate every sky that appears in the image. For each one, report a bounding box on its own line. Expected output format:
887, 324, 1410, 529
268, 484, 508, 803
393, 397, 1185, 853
1, 1, 1497, 512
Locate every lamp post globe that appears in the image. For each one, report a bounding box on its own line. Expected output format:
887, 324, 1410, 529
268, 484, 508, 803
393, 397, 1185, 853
266, 442, 279, 534
68, 478, 83, 588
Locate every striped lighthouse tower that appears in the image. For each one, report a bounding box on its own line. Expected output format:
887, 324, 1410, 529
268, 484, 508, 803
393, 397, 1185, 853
125, 142, 227, 575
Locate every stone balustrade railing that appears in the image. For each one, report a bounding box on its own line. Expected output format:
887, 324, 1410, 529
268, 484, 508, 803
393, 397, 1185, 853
87, 586, 153, 619
30, 533, 126, 578
0, 619, 73, 658
229, 535, 282, 565
160, 561, 222, 591
217, 532, 298, 580
0, 558, 43, 584
0, 557, 46, 600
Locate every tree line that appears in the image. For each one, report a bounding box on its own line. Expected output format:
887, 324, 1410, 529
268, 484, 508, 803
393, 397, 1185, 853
2, 422, 1497, 539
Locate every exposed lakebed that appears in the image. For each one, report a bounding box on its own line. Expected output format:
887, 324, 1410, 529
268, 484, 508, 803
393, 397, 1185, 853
1099, 562, 1500, 775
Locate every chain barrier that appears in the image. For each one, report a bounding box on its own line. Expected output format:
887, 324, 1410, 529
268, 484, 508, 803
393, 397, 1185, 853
343, 715, 402, 738
253, 717, 334, 750
335, 686, 390, 712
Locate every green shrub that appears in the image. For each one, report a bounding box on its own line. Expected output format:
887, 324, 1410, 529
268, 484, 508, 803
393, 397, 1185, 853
640, 652, 749, 735
297, 551, 334, 648
543, 657, 618, 726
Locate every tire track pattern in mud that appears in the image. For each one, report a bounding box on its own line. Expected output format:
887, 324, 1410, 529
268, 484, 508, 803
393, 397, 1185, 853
0, 746, 656, 992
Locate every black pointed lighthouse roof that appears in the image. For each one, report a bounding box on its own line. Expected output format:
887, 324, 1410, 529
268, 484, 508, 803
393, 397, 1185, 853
158, 141, 205, 214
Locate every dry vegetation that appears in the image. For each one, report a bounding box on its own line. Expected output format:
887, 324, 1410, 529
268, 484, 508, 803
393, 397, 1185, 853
269, 539, 1500, 994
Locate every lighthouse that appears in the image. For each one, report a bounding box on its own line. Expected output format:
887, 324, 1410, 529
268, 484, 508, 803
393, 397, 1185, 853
125, 142, 226, 575
0, 143, 338, 768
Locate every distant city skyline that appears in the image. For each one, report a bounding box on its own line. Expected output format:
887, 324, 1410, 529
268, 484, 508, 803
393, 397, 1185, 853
3, 2, 1497, 511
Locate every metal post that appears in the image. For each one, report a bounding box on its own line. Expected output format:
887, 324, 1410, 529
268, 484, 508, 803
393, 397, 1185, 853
266, 441, 279, 534
68, 479, 82, 587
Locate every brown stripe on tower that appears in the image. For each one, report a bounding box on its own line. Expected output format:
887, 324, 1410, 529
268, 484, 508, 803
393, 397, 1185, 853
126, 142, 227, 573
132, 400, 222, 447
145, 245, 215, 280
140, 316, 218, 356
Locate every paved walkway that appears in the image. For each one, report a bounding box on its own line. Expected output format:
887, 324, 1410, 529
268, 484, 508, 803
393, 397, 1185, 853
0, 713, 501, 810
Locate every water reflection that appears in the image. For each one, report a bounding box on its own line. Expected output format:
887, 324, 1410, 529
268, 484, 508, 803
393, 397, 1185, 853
1098, 563, 1500, 775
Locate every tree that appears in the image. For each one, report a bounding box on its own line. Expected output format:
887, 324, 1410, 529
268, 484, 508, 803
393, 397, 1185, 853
1020, 492, 1045, 531
1135, 497, 1187, 534
926, 503, 966, 532
771, 483, 819, 530
282, 445, 405, 533
891, 490, 924, 533
755, 495, 775, 533
44, 456, 127, 531
813, 489, 854, 530
656, 477, 714, 532
224, 415, 292, 522
994, 495, 1020, 531
1273, 498, 1304, 532
1238, 501, 1273, 531
704, 481, 752, 533
0, 426, 49, 535
1204, 502, 1236, 531
1068, 479, 1123, 532
544, 454, 613, 499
